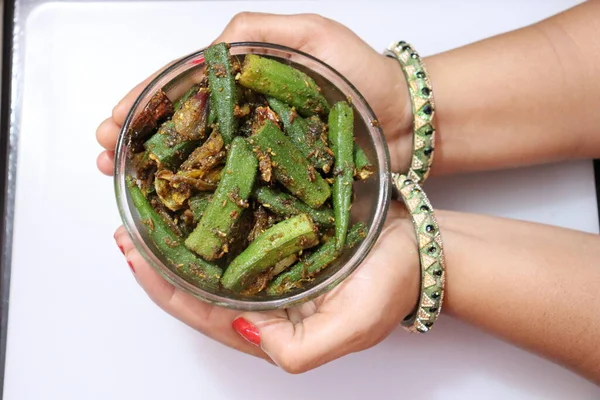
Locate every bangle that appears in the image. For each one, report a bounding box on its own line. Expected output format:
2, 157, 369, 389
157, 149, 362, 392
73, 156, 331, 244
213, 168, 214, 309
392, 173, 445, 333
384, 41, 436, 184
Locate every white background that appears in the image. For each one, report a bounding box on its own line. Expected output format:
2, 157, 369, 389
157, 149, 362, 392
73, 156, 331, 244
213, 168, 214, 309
5, 1, 600, 399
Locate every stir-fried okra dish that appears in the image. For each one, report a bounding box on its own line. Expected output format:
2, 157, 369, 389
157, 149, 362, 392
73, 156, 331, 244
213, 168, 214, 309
126, 43, 375, 296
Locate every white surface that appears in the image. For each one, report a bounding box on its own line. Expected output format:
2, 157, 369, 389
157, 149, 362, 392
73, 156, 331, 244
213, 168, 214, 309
6, 1, 600, 399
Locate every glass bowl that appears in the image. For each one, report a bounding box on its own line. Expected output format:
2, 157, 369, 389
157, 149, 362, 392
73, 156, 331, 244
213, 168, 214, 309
114, 42, 391, 311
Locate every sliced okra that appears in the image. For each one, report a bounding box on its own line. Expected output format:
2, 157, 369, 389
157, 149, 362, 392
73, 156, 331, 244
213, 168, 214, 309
267, 97, 333, 172
184, 137, 258, 260
239, 54, 330, 117
180, 128, 225, 172
354, 146, 374, 180
144, 89, 210, 169
251, 121, 331, 208
205, 42, 238, 144
253, 186, 334, 227
188, 193, 213, 222
328, 101, 355, 250
221, 214, 319, 292
267, 222, 367, 296
128, 179, 222, 288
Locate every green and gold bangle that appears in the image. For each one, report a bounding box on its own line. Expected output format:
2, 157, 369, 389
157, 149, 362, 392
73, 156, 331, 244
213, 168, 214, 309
384, 41, 436, 184
393, 173, 445, 333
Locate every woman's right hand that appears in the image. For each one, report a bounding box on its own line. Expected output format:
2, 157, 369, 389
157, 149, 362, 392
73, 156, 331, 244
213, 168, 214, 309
97, 13, 413, 176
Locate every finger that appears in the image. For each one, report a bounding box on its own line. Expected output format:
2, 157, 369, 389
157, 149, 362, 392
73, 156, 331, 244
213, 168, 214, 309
213, 12, 332, 54
112, 58, 181, 127
113, 227, 271, 361
235, 216, 420, 373
96, 117, 121, 151
96, 151, 115, 176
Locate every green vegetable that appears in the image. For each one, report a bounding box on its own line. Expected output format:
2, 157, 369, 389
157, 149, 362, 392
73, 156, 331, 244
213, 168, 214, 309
205, 42, 238, 144
253, 186, 334, 227
251, 121, 331, 208
267, 222, 367, 296
267, 97, 334, 172
239, 54, 330, 117
354, 146, 374, 180
144, 122, 200, 170
184, 137, 258, 260
221, 214, 319, 292
128, 180, 222, 288
188, 194, 212, 222
329, 101, 355, 250
144, 89, 210, 169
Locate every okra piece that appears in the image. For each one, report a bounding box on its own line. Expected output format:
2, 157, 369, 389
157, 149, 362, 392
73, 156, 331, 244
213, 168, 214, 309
254, 186, 334, 227
221, 214, 319, 292
354, 146, 374, 180
180, 129, 224, 172
205, 42, 238, 144
239, 54, 330, 117
144, 122, 200, 170
128, 180, 222, 288
267, 223, 367, 296
173, 84, 200, 112
329, 102, 355, 250
144, 89, 210, 169
127, 89, 174, 150
184, 137, 258, 260
188, 194, 212, 222
251, 121, 331, 208
267, 97, 334, 172
171, 88, 210, 141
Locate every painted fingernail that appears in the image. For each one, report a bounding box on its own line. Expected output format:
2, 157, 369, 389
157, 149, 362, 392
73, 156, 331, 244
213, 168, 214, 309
127, 260, 135, 274
232, 317, 260, 346
118, 244, 125, 255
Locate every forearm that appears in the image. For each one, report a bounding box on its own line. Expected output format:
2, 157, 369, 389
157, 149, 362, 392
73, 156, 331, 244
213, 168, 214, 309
423, 1, 600, 176
438, 211, 600, 382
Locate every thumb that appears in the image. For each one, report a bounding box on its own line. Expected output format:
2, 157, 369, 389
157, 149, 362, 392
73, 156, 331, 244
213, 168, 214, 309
232, 305, 361, 374
212, 12, 332, 53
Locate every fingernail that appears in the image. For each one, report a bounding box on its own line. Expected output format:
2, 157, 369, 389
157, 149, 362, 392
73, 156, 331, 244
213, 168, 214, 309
118, 244, 125, 255
232, 317, 260, 346
127, 260, 135, 274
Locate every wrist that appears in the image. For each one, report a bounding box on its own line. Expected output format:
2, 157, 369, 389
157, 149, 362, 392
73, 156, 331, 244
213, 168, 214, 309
380, 55, 414, 173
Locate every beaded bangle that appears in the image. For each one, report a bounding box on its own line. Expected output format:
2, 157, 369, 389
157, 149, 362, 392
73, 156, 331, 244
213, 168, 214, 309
384, 41, 436, 184
392, 173, 445, 333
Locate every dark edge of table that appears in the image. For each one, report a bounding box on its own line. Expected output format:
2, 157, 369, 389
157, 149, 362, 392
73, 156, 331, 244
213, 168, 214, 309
0, 0, 15, 398
0, 2, 597, 399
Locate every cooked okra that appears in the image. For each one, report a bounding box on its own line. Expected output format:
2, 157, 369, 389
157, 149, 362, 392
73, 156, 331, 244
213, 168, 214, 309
184, 137, 258, 260
267, 222, 367, 295
205, 43, 238, 144
251, 121, 331, 208
128, 179, 222, 288
266, 97, 334, 172
329, 101, 355, 250
239, 54, 330, 117
126, 43, 376, 295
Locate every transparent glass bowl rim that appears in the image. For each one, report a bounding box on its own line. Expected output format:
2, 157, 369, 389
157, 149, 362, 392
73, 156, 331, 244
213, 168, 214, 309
114, 42, 392, 311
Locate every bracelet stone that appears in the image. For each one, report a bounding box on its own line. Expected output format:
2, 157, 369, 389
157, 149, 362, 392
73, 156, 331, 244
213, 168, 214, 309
392, 173, 445, 333
384, 41, 437, 184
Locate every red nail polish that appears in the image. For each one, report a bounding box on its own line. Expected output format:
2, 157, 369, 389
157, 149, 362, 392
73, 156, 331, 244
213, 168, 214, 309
118, 245, 125, 255
232, 317, 260, 346
127, 260, 135, 274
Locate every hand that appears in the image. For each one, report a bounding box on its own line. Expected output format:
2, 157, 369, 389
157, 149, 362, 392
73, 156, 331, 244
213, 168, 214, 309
98, 13, 419, 373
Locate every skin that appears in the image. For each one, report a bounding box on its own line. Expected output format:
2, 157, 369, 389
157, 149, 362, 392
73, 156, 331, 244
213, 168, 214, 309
99, 4, 600, 382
